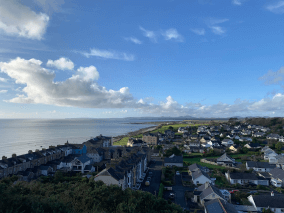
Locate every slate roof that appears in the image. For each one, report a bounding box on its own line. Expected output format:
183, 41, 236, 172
204, 198, 238, 213
192, 168, 211, 180
229, 172, 267, 180
76, 155, 91, 164
251, 195, 284, 208
246, 143, 261, 148
188, 163, 202, 171
200, 184, 225, 200
269, 168, 284, 180
164, 155, 183, 164
217, 153, 234, 162
222, 139, 233, 143
246, 161, 276, 169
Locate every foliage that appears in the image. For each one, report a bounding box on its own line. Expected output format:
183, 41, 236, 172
158, 183, 164, 198
114, 137, 129, 146
276, 142, 283, 151
262, 208, 274, 213
0, 177, 184, 213
164, 147, 182, 157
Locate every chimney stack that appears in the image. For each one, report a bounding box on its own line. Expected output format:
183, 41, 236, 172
35, 149, 39, 152
2, 156, 7, 160
28, 150, 33, 154
49, 146, 55, 149
271, 191, 274, 196
12, 154, 17, 158
42, 148, 46, 151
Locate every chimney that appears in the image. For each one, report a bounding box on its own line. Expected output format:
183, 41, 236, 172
12, 154, 17, 158
2, 156, 7, 160
35, 149, 39, 152
205, 182, 210, 189
49, 146, 55, 149
28, 150, 33, 154
271, 191, 274, 196
42, 148, 46, 151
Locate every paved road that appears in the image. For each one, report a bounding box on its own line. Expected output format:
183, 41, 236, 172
140, 158, 163, 196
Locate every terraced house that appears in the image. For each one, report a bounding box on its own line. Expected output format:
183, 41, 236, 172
94, 148, 149, 190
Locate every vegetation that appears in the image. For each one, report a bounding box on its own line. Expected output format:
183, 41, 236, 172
0, 175, 183, 213
114, 136, 129, 146
158, 183, 164, 198
164, 147, 182, 157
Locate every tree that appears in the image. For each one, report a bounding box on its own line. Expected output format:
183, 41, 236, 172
262, 208, 274, 213
168, 126, 173, 131
241, 147, 249, 154
252, 138, 258, 143
276, 142, 283, 151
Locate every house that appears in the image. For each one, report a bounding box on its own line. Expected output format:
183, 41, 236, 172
248, 193, 284, 213
204, 198, 238, 213
198, 132, 207, 137
246, 161, 276, 172
94, 152, 148, 190
71, 155, 92, 173
244, 143, 261, 149
221, 139, 234, 147
192, 168, 212, 185
164, 154, 183, 167
225, 171, 269, 186
279, 136, 284, 142
267, 133, 280, 140
252, 132, 265, 137
188, 140, 200, 147
83, 135, 113, 148
229, 144, 240, 153
269, 168, 284, 187
241, 130, 251, 135
127, 138, 145, 147
178, 127, 188, 133
86, 147, 103, 163
39, 165, 53, 176
193, 182, 228, 205
164, 129, 175, 138
217, 153, 235, 167
142, 133, 159, 145
188, 163, 209, 175
239, 137, 252, 142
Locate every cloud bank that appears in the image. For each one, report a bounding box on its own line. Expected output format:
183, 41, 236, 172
1, 57, 284, 117
80, 48, 135, 61
47, 58, 74, 70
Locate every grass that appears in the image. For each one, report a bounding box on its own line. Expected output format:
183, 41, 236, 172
151, 123, 206, 134
113, 137, 129, 146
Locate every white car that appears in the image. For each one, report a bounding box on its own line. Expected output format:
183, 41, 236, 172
176, 171, 180, 175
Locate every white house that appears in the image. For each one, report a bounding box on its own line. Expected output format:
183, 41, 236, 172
192, 168, 212, 185
248, 194, 284, 213
221, 139, 234, 147
225, 171, 269, 186
246, 161, 276, 172
71, 155, 92, 173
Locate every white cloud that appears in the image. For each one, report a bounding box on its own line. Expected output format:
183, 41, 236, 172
259, 67, 284, 85
1, 57, 284, 117
33, 0, 65, 14
80, 48, 135, 61
125, 37, 142, 44
47, 57, 74, 70
232, 0, 242, 6
208, 18, 229, 25
266, 1, 284, 14
0, 0, 49, 40
190, 28, 205, 35
139, 26, 157, 42
162, 28, 184, 42
0, 77, 7, 82
210, 26, 226, 35
0, 90, 7, 93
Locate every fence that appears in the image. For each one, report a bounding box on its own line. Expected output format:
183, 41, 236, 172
200, 159, 240, 170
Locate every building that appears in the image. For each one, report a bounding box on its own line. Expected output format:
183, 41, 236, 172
217, 153, 235, 167
221, 139, 234, 147
269, 168, 284, 187
246, 161, 276, 172
248, 193, 284, 213
188, 163, 209, 175
204, 198, 238, 213
83, 135, 113, 148
225, 171, 269, 186
142, 133, 159, 145
164, 154, 183, 167
127, 138, 145, 147
192, 168, 212, 185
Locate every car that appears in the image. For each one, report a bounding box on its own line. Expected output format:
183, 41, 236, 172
229, 190, 239, 194
176, 171, 180, 175
147, 177, 151, 181
169, 193, 175, 199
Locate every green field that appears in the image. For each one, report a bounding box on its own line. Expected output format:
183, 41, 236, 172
114, 137, 129, 146
151, 123, 207, 134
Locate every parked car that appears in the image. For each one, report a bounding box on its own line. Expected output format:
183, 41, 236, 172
147, 177, 151, 181
169, 193, 175, 199
176, 171, 180, 175
229, 190, 239, 194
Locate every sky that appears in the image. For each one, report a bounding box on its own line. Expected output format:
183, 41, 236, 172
0, 0, 284, 119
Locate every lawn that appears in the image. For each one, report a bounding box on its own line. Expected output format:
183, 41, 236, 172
151, 123, 206, 134
113, 137, 129, 146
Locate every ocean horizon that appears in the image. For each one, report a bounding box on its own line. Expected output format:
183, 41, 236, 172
0, 118, 181, 158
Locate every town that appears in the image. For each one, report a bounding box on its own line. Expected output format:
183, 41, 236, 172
1, 117, 284, 212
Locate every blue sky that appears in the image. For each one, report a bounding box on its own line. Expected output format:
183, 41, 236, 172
0, 0, 284, 118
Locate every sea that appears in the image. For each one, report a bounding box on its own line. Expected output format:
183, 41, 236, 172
0, 118, 181, 158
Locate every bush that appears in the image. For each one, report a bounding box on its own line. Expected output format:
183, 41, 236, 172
158, 183, 164, 198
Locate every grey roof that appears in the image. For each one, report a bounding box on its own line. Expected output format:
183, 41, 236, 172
246, 161, 276, 169
76, 155, 91, 164
229, 172, 267, 181
188, 163, 201, 171
200, 185, 225, 200
192, 168, 211, 180
269, 168, 284, 180
217, 153, 234, 162
234, 205, 257, 212
205, 199, 238, 213
251, 195, 284, 208
222, 139, 233, 142
164, 155, 183, 164
39, 165, 51, 170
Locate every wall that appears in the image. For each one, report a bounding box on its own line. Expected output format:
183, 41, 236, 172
201, 159, 240, 170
